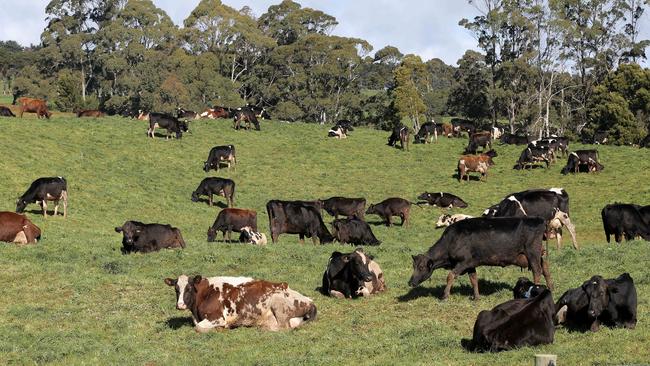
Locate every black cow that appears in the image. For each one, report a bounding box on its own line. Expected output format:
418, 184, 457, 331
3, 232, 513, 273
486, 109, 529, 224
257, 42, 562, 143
147, 112, 188, 139
464, 131, 492, 154
513, 277, 548, 299
466, 290, 555, 352
601, 204, 650, 243
331, 218, 381, 246
318, 197, 365, 219
514, 146, 552, 169
115, 220, 186, 254
0, 106, 16, 117
417, 192, 468, 208
321, 248, 385, 298
266, 200, 333, 244
191, 177, 235, 207
561, 150, 604, 174
387, 125, 409, 151
555, 273, 637, 332
500, 133, 532, 145
414, 122, 441, 144
366, 197, 412, 227
207, 208, 257, 242
203, 145, 236, 172
233, 108, 260, 130
334, 120, 354, 131
408, 217, 553, 300
16, 176, 68, 218
176, 107, 200, 120
483, 188, 577, 250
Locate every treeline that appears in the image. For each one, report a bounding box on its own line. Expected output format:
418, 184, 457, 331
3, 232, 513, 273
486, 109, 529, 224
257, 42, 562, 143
0, 0, 649, 144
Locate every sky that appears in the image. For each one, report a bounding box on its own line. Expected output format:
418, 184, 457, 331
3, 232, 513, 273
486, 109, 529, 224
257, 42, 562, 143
0, 0, 648, 68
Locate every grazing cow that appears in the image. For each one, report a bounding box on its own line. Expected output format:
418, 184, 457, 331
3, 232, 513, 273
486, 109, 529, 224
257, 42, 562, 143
466, 289, 555, 352
561, 150, 604, 174
555, 273, 637, 332
248, 105, 271, 120
318, 197, 365, 219
435, 214, 473, 228
528, 139, 559, 162
451, 118, 476, 136
0, 106, 16, 117
176, 107, 200, 120
417, 192, 468, 208
457, 150, 497, 182
203, 145, 236, 172
387, 125, 409, 151
191, 177, 235, 207
207, 208, 257, 242
464, 131, 492, 154
266, 200, 333, 244
331, 218, 381, 246
514, 146, 552, 169
365, 197, 412, 227
238, 226, 267, 245
513, 277, 547, 299
147, 112, 188, 139
483, 188, 578, 250
16, 176, 68, 218
547, 136, 569, 156
76, 109, 105, 118
414, 121, 440, 144
408, 217, 553, 300
601, 204, 650, 243
593, 130, 609, 145
0, 212, 41, 244
321, 248, 386, 298
137, 110, 149, 121
640, 134, 650, 148
115, 220, 185, 254
17, 97, 51, 119
165, 275, 317, 332
233, 108, 260, 130
499, 133, 532, 145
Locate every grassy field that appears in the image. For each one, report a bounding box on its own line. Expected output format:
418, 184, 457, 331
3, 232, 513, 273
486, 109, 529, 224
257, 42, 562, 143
0, 114, 649, 365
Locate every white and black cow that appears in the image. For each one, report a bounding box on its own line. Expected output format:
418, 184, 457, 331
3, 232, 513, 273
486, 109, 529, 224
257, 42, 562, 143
601, 204, 650, 243
16, 176, 68, 218
435, 214, 473, 228
561, 150, 604, 174
417, 192, 468, 208
514, 146, 552, 170
238, 226, 267, 245
147, 112, 188, 139
203, 145, 236, 172
321, 248, 386, 298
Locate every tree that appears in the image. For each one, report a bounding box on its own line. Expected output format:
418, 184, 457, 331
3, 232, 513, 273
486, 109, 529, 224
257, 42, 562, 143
447, 50, 491, 121
258, 0, 338, 46
392, 55, 427, 130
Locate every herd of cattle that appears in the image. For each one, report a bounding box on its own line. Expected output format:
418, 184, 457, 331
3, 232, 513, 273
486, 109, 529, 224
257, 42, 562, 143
1, 104, 649, 354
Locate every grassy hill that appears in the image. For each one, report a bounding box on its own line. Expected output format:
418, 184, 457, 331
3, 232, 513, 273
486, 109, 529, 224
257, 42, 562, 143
0, 115, 649, 365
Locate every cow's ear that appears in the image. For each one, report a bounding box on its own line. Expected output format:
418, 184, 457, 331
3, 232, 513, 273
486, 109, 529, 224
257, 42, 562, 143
192, 275, 202, 285
342, 255, 350, 262
115, 227, 123, 233
164, 278, 176, 286
330, 251, 343, 259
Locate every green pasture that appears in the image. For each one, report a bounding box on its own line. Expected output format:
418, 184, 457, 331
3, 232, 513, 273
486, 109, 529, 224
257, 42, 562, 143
0, 115, 649, 365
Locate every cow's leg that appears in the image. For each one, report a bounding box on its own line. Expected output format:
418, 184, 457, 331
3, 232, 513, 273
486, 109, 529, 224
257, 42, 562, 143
53, 200, 59, 216
329, 290, 345, 299
208, 193, 213, 206
541, 256, 553, 291
42, 200, 48, 218
555, 230, 562, 250
614, 229, 623, 243
385, 215, 392, 227
442, 271, 456, 300
299, 234, 305, 245
468, 269, 480, 300
61, 191, 68, 218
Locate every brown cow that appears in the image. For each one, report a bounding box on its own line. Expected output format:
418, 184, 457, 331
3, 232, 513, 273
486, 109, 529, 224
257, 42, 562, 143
18, 97, 51, 119
458, 150, 497, 182
77, 110, 105, 118
207, 208, 257, 242
0, 212, 41, 244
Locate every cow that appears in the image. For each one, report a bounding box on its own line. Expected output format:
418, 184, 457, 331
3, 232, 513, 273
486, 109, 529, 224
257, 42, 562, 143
547, 136, 569, 157
164, 275, 317, 332
527, 139, 560, 162
387, 125, 409, 151
491, 126, 504, 140
499, 133, 532, 145
435, 214, 473, 228
176, 107, 200, 121
321, 248, 386, 298
441, 122, 456, 137
248, 105, 271, 120
16, 176, 68, 218
464, 131, 492, 154
17, 97, 51, 119
450, 118, 476, 136
417, 192, 468, 208
555, 273, 637, 332
514, 146, 552, 170
115, 220, 185, 254
191, 177, 235, 207
465, 289, 555, 352
561, 150, 604, 174
0, 212, 41, 244
414, 121, 440, 144
266, 200, 333, 244
334, 120, 354, 132
457, 150, 497, 182
331, 218, 381, 246
201, 106, 232, 119
513, 277, 547, 299
365, 197, 412, 227
601, 204, 650, 243
408, 217, 553, 300
328, 125, 349, 139
483, 188, 578, 250
137, 110, 149, 121
593, 130, 609, 145
147, 112, 188, 139
238, 226, 267, 245
76, 110, 105, 118
233, 108, 260, 130
0, 106, 16, 117
207, 208, 257, 243
318, 197, 365, 219
203, 145, 236, 172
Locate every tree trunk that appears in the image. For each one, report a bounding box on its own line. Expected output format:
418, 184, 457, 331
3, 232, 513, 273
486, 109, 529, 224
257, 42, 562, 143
81, 61, 86, 102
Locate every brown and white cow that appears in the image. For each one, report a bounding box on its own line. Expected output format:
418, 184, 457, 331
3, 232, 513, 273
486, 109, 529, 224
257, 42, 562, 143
164, 275, 317, 332
17, 97, 51, 119
0, 212, 41, 244
457, 150, 497, 182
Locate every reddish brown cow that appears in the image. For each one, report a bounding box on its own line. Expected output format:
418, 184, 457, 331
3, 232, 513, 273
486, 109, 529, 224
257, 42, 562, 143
458, 150, 497, 182
0, 212, 41, 244
77, 110, 105, 118
18, 97, 51, 119
207, 208, 257, 242
200, 107, 231, 119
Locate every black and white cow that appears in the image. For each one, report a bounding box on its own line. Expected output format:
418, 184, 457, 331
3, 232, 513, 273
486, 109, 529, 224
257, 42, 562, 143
561, 150, 604, 174
414, 121, 440, 144
435, 214, 473, 228
16, 176, 68, 218
514, 146, 552, 169
203, 145, 237, 172
238, 226, 267, 245
147, 112, 189, 139
601, 204, 650, 243
191, 177, 235, 207
321, 248, 386, 298
513, 277, 548, 299
417, 192, 468, 208
387, 125, 409, 151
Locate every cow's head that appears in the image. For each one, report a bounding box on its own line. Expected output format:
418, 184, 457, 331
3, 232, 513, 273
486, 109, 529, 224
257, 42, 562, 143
583, 276, 609, 325
417, 192, 432, 202
435, 214, 451, 228
191, 191, 199, 202
15, 197, 28, 213
484, 149, 498, 158
115, 221, 141, 246
482, 204, 499, 217
179, 120, 189, 132
408, 254, 434, 287
327, 249, 373, 283
164, 274, 199, 310
207, 227, 218, 242
203, 161, 211, 173
365, 204, 377, 215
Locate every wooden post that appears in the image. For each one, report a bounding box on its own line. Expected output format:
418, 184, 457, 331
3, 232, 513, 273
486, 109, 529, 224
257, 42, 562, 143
535, 354, 557, 366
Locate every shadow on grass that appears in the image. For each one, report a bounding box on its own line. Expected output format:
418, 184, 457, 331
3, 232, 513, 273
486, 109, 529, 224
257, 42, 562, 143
192, 198, 228, 208
165, 316, 193, 330
24, 209, 64, 216
397, 279, 511, 302
451, 173, 486, 182
366, 220, 405, 227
